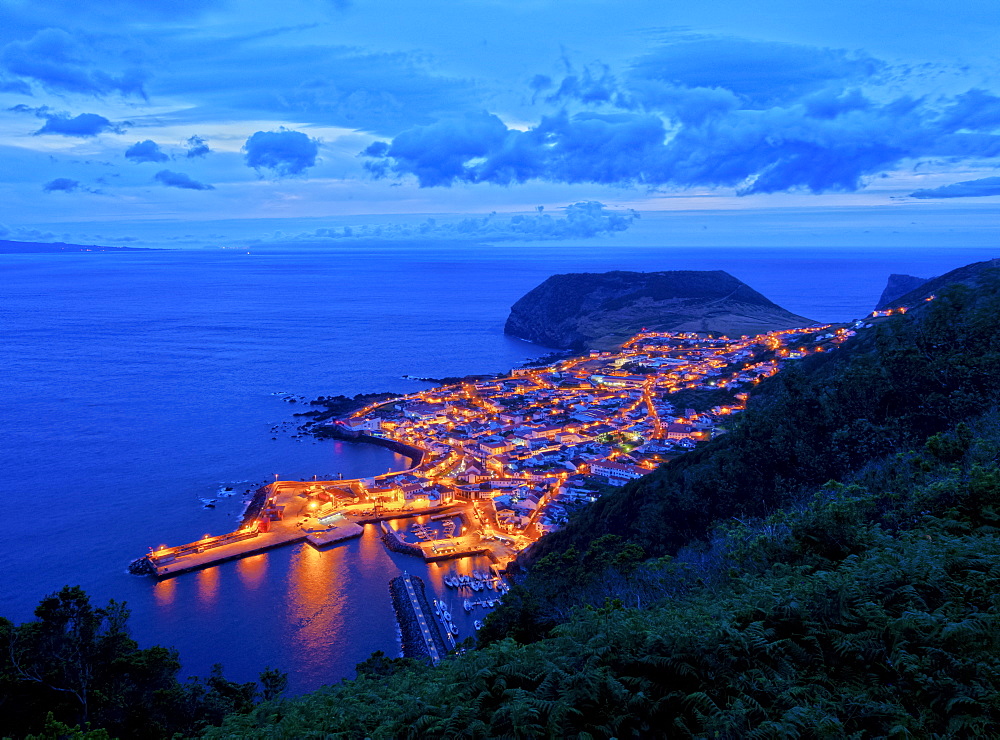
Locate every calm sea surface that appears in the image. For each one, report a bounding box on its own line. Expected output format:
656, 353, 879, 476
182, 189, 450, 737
1, 243, 994, 692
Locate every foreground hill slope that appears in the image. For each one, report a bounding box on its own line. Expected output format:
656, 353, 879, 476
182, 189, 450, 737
504, 270, 816, 350
203, 261, 1000, 739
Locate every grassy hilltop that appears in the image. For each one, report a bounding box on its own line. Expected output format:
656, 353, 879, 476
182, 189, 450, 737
504, 270, 816, 350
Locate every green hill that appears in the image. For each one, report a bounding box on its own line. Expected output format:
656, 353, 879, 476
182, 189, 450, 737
504, 270, 816, 350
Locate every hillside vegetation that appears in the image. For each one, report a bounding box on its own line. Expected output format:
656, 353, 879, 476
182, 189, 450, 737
200, 267, 1000, 738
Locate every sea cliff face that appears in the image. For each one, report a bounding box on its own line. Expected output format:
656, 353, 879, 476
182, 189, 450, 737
504, 269, 816, 350
875, 274, 930, 309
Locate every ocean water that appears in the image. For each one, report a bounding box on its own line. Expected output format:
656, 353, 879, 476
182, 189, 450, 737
1, 243, 994, 692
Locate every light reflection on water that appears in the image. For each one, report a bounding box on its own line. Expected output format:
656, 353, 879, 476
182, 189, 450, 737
195, 567, 220, 607
287, 544, 345, 680
236, 553, 268, 590
153, 577, 176, 607
146, 523, 499, 691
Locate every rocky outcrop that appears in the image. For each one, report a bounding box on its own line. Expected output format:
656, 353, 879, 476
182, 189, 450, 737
876, 274, 930, 310
504, 270, 816, 350
879, 258, 1000, 309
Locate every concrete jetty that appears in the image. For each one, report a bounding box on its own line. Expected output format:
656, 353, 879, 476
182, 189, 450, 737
134, 479, 509, 579
390, 574, 446, 664
147, 521, 365, 578
140, 481, 369, 578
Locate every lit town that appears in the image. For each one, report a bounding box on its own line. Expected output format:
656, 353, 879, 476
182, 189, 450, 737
131, 311, 924, 584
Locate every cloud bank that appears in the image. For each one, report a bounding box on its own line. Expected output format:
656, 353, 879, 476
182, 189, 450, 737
910, 176, 1000, 198
154, 170, 214, 190
362, 39, 1000, 196
287, 201, 637, 243
185, 135, 210, 158
125, 139, 168, 163
32, 111, 122, 137
42, 177, 79, 192
243, 128, 319, 176
0, 28, 146, 98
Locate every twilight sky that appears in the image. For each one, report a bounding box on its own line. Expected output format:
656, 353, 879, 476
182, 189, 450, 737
2, 0, 999, 248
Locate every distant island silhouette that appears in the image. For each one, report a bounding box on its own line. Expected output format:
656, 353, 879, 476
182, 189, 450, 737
0, 239, 160, 253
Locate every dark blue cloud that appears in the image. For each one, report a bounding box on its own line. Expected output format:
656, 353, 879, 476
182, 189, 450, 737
243, 128, 319, 176
910, 177, 1000, 198
802, 88, 871, 119
546, 64, 618, 106
0, 28, 146, 97
628, 38, 884, 107
366, 112, 510, 186
125, 139, 168, 163
42, 177, 79, 192
154, 169, 214, 190
34, 111, 122, 137
185, 135, 210, 158
937, 89, 1000, 132
362, 37, 1000, 195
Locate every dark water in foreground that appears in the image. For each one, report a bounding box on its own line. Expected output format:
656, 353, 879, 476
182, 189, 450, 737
1, 244, 993, 692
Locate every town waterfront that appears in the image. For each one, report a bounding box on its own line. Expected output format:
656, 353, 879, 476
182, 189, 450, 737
1, 244, 995, 693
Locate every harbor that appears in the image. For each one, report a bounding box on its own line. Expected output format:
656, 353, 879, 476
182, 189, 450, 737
132, 476, 519, 579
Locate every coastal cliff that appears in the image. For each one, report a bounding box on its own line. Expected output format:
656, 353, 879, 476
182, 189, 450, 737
504, 269, 816, 350
875, 273, 930, 309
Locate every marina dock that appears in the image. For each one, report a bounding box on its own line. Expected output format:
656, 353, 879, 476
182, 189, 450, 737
135, 478, 511, 578
147, 521, 365, 578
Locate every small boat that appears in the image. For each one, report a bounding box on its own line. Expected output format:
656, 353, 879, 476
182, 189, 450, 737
463, 600, 472, 612
442, 610, 452, 622
449, 622, 460, 636
474, 620, 483, 631
487, 600, 495, 608
433, 600, 441, 616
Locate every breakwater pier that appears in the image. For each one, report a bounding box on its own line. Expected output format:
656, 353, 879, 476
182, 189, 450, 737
390, 574, 448, 664
129, 481, 367, 578
131, 475, 516, 579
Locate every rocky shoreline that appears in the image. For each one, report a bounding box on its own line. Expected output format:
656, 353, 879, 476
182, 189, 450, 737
380, 522, 423, 557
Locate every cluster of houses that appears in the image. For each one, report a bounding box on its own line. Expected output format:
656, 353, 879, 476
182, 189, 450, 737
330, 327, 828, 539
